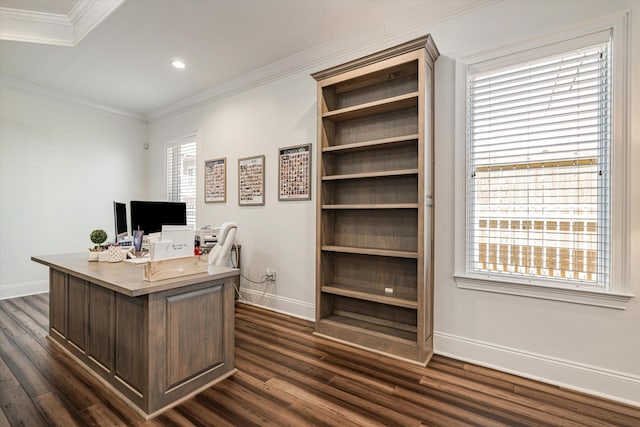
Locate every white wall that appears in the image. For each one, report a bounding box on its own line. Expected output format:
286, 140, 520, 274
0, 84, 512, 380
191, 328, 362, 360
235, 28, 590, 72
147, 71, 318, 318
147, 0, 640, 406
0, 82, 148, 298
431, 0, 640, 407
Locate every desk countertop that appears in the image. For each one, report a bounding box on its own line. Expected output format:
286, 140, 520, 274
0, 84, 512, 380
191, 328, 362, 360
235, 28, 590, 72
32, 252, 239, 297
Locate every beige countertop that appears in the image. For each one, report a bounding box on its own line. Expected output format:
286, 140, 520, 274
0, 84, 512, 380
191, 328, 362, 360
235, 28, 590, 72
32, 252, 239, 297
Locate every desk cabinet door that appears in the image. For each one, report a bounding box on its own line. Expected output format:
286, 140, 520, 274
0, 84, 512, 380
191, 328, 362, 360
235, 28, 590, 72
115, 294, 145, 394
67, 276, 87, 351
88, 284, 114, 372
49, 270, 67, 337
165, 285, 224, 389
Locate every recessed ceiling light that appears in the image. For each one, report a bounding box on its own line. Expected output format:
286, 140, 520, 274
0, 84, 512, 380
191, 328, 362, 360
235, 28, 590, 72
171, 59, 186, 69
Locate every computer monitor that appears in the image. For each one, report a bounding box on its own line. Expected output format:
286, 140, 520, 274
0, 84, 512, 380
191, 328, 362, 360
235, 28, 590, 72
113, 201, 128, 240
129, 201, 187, 235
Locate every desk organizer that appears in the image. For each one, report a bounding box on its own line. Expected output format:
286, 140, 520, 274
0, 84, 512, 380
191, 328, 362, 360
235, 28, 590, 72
143, 256, 208, 281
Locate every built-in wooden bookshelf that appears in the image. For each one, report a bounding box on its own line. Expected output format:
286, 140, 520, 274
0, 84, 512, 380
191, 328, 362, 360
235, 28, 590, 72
312, 36, 438, 364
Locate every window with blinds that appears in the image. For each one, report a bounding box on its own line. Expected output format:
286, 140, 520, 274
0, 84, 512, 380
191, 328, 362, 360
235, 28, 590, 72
167, 138, 197, 226
467, 38, 611, 287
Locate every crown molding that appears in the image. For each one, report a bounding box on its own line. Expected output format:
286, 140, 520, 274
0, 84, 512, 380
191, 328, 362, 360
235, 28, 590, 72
0, 75, 146, 121
0, 0, 125, 47
0, 7, 74, 46
147, 0, 498, 121
68, 0, 125, 45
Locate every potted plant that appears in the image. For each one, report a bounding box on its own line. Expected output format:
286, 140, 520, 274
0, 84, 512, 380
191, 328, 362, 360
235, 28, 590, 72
88, 229, 108, 261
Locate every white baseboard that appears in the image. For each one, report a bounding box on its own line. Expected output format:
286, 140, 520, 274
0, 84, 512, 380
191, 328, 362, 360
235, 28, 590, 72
0, 280, 48, 300
238, 288, 315, 321
434, 331, 640, 408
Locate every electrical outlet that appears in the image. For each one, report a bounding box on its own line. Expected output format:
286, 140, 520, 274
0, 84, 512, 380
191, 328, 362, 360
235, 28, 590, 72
265, 268, 277, 281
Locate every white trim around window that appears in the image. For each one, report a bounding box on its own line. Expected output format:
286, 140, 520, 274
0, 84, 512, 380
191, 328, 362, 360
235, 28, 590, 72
453, 12, 633, 309
165, 131, 198, 227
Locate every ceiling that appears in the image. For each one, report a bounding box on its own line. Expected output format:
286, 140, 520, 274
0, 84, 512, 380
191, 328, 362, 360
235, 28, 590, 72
0, 0, 490, 119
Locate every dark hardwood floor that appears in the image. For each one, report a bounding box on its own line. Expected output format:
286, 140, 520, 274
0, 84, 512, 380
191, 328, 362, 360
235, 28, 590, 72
0, 294, 639, 426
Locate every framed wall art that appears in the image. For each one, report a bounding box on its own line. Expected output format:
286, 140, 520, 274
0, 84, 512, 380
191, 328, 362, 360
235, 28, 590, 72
204, 157, 227, 203
238, 155, 265, 206
278, 143, 311, 201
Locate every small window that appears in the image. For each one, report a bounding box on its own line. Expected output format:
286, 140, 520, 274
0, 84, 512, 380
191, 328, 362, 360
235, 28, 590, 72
467, 37, 611, 289
167, 136, 197, 226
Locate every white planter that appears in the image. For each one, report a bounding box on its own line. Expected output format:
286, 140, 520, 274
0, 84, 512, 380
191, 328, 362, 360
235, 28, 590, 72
107, 246, 126, 262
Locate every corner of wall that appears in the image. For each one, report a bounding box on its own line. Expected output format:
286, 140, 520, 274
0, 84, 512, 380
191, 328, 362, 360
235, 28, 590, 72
0, 280, 48, 300
434, 331, 640, 408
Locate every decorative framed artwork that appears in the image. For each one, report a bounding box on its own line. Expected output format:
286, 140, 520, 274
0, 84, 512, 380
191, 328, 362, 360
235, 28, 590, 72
238, 155, 265, 206
204, 157, 227, 203
278, 144, 311, 201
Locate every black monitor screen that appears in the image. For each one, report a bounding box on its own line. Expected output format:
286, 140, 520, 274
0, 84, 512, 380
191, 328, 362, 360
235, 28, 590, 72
113, 201, 127, 237
130, 201, 187, 235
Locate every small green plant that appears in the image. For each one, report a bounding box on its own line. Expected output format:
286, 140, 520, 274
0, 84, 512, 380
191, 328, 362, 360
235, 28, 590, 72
90, 229, 108, 251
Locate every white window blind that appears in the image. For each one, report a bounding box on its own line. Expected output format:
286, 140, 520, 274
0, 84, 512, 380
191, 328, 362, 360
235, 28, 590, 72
467, 39, 611, 287
167, 138, 197, 226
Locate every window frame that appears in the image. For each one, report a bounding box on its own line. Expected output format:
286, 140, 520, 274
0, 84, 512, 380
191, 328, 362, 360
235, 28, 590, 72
453, 13, 633, 309
165, 132, 198, 227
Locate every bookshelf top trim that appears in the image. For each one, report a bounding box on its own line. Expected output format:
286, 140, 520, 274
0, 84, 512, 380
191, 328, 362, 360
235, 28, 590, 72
311, 35, 439, 81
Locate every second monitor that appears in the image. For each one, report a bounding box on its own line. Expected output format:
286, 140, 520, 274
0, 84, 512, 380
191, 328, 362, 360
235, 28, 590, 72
113, 201, 128, 239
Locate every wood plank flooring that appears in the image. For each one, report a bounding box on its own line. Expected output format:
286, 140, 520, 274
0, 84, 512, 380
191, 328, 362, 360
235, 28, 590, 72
1, 294, 639, 426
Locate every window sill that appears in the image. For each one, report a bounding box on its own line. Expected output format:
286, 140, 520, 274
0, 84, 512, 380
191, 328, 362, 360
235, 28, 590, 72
453, 274, 634, 310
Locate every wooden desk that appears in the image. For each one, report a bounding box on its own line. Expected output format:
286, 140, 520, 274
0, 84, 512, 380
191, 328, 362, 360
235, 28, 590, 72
31, 253, 239, 420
